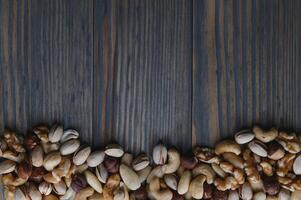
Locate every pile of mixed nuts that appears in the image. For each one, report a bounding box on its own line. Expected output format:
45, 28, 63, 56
1, 125, 301, 200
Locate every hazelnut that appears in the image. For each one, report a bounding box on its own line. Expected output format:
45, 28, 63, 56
181, 154, 198, 169
24, 134, 40, 150
263, 176, 280, 195
203, 183, 213, 199
133, 186, 148, 200
212, 188, 228, 200
17, 160, 32, 179
71, 174, 87, 192
104, 156, 119, 173
29, 167, 46, 183
267, 141, 285, 160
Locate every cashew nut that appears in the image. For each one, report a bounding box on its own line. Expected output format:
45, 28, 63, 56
192, 163, 216, 184
148, 177, 172, 200
163, 148, 180, 174
215, 140, 241, 155
188, 174, 206, 199
177, 170, 191, 195
211, 163, 226, 178
163, 174, 178, 190
253, 126, 278, 143
137, 165, 151, 183
222, 152, 244, 169
146, 165, 166, 183
176, 165, 185, 177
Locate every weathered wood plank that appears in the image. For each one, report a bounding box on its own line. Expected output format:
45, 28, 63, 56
193, 0, 301, 146
0, 0, 94, 144
0, 0, 30, 133
94, 0, 193, 152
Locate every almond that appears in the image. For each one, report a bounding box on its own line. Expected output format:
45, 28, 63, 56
86, 151, 105, 167
60, 139, 80, 156
234, 129, 255, 144
105, 144, 124, 157
119, 164, 141, 190
73, 145, 91, 165
85, 170, 103, 193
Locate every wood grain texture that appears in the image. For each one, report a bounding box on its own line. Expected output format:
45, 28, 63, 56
1, 0, 301, 153
94, 0, 192, 153
193, 0, 301, 146
0, 0, 30, 133
0, 0, 94, 143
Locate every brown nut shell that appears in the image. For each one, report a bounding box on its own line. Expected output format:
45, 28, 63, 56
24, 133, 40, 150
181, 154, 198, 169
17, 160, 32, 179
263, 176, 280, 196
267, 141, 285, 160
71, 174, 87, 192
104, 156, 119, 174
29, 167, 46, 183
213, 188, 228, 200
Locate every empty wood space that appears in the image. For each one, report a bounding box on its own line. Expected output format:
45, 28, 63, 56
1, 0, 301, 153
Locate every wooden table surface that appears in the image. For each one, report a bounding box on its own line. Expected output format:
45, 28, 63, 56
0, 0, 301, 154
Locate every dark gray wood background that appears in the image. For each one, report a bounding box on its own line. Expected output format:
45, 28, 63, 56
0, 0, 301, 153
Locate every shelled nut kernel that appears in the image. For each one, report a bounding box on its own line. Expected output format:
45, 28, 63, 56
1, 124, 301, 199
